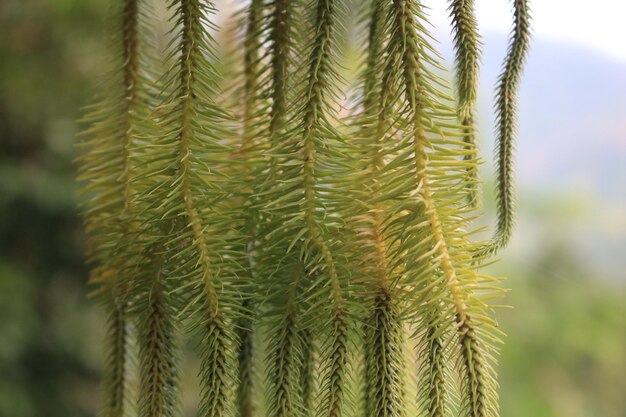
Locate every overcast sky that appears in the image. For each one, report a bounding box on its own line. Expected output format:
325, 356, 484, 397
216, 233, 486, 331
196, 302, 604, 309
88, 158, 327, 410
429, 0, 626, 62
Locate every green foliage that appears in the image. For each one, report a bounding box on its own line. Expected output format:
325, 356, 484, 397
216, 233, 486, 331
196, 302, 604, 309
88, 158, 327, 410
77, 1, 155, 414
77, 1, 531, 417
479, 0, 531, 257
448, 0, 481, 207
5, 2, 626, 417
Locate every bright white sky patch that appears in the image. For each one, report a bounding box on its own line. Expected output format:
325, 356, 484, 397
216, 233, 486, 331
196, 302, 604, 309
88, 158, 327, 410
429, 0, 626, 62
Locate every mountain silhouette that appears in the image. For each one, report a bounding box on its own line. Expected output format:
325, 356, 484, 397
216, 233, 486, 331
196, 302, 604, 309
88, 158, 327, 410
473, 33, 626, 198
433, 31, 626, 280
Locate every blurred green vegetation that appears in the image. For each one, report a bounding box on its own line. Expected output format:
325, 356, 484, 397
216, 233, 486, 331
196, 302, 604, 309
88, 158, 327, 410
497, 247, 626, 417
0, 1, 105, 416
0, 1, 624, 417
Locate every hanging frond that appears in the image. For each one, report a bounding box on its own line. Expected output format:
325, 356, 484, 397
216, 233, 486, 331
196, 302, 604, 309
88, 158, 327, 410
299, 329, 317, 417
249, 2, 355, 417
266, 0, 300, 139
346, 1, 509, 416
230, 3, 267, 417
364, 293, 406, 417
385, 1, 502, 416
346, 3, 415, 417
478, 0, 531, 258
102, 304, 132, 417
415, 319, 452, 417
448, 0, 481, 207
136, 270, 181, 417
235, 306, 257, 417
291, 2, 354, 417
264, 287, 307, 417
247, 2, 309, 417
125, 1, 247, 417
77, 1, 156, 415
241, 0, 265, 149
78, 1, 530, 417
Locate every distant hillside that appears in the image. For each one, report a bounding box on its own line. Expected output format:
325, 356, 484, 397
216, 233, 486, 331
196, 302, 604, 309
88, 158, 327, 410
477, 33, 626, 198
435, 32, 626, 281
431, 31, 626, 191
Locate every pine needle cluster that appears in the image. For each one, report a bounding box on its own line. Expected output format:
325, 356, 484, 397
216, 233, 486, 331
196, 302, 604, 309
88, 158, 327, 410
77, 1, 530, 417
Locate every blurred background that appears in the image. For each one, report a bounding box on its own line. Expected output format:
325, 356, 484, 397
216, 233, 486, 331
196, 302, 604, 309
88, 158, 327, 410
0, 1, 624, 416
